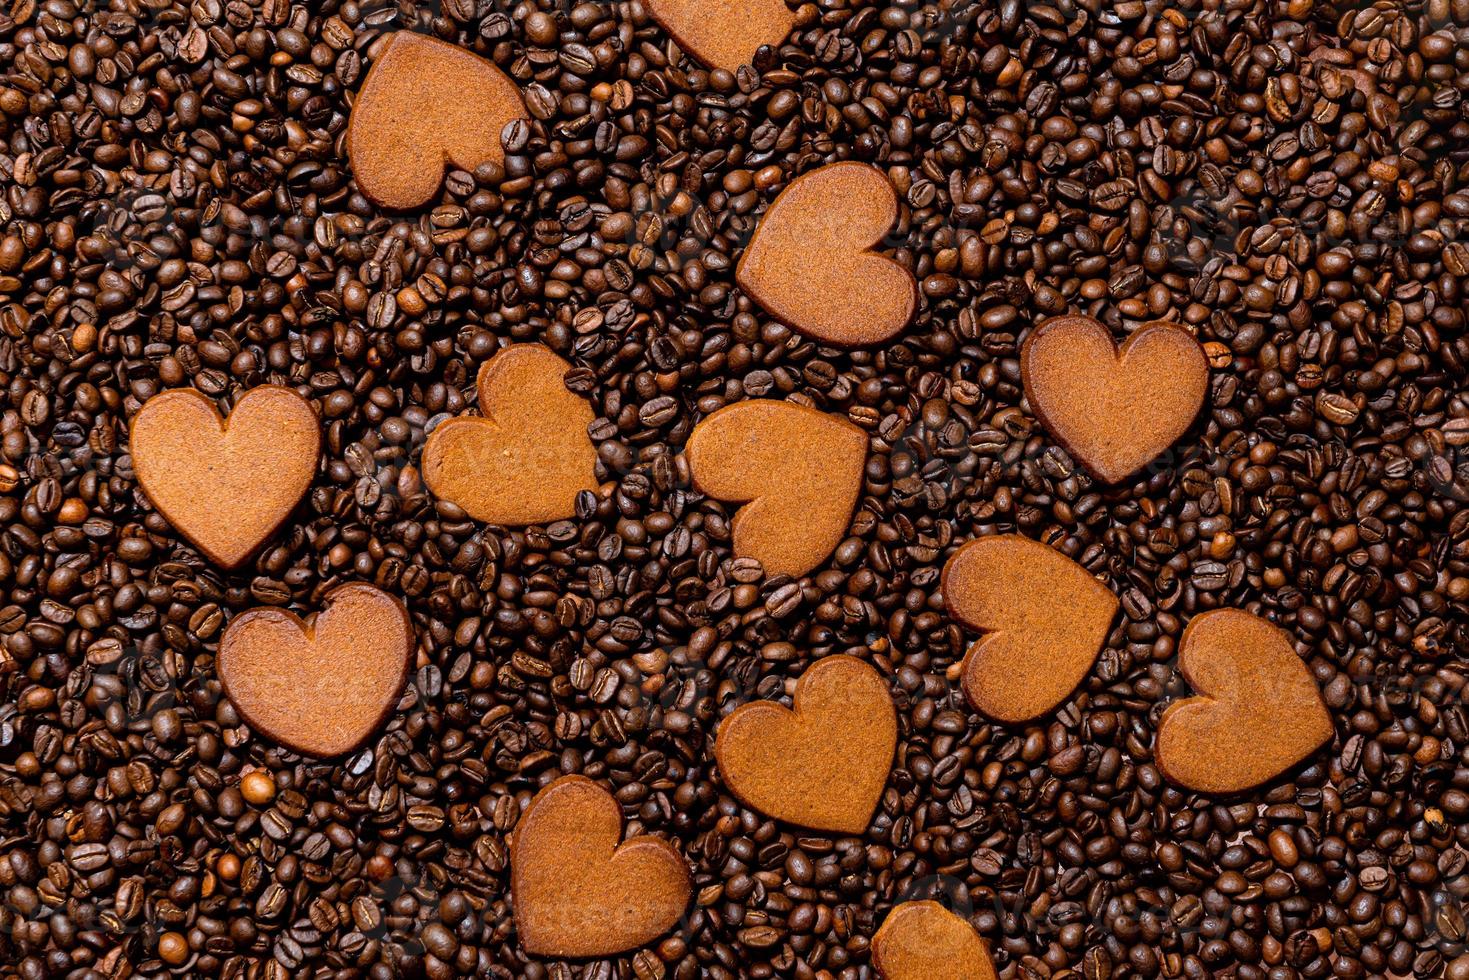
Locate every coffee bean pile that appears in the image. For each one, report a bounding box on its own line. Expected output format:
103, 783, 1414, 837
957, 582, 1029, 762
1, 0, 1467, 977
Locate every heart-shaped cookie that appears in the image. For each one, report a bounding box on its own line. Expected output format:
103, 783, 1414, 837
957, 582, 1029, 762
217, 583, 413, 757
715, 655, 896, 834
1156, 609, 1332, 794
422, 344, 597, 525
685, 399, 865, 578
511, 775, 691, 957
872, 901, 998, 980
129, 385, 318, 570
1021, 316, 1209, 483
737, 162, 917, 347
943, 535, 1119, 722
346, 33, 526, 210
644, 0, 795, 73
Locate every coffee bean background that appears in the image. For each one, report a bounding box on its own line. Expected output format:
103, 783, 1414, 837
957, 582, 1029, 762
1, 0, 1468, 977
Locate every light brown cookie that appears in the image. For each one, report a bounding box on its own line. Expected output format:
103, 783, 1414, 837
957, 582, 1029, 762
1156, 609, 1333, 794
346, 33, 525, 210
422, 344, 597, 525
129, 385, 318, 570
217, 583, 413, 758
942, 535, 1118, 722
737, 162, 917, 347
872, 901, 998, 980
644, 0, 795, 73
685, 399, 866, 578
714, 655, 896, 834
511, 775, 691, 957
1020, 316, 1209, 483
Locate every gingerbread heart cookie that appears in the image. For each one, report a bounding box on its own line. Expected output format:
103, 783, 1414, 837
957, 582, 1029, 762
129, 385, 319, 570
1156, 609, 1332, 794
1021, 316, 1209, 483
685, 399, 865, 578
644, 0, 795, 73
512, 775, 691, 957
715, 655, 896, 834
422, 344, 597, 526
943, 535, 1118, 722
872, 901, 998, 980
218, 583, 413, 757
347, 33, 526, 210
737, 162, 917, 346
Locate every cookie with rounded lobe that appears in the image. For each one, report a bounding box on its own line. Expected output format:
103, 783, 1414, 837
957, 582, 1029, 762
1156, 609, 1332, 794
715, 655, 896, 834
511, 775, 691, 957
422, 344, 597, 525
685, 398, 866, 578
129, 385, 319, 570
942, 534, 1119, 722
737, 162, 918, 347
217, 583, 413, 758
644, 0, 795, 73
1020, 316, 1209, 483
872, 901, 998, 980
347, 33, 526, 210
